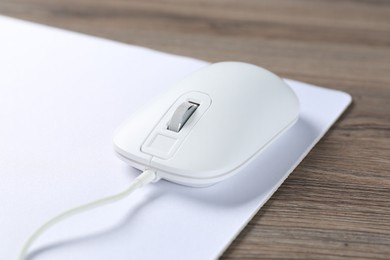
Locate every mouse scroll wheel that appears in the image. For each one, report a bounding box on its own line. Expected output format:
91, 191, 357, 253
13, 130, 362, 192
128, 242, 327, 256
168, 101, 199, 132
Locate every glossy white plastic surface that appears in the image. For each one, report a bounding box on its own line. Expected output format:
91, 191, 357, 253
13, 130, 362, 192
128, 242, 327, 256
113, 62, 299, 186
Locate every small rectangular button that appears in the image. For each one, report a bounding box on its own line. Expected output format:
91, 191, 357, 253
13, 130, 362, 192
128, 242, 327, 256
147, 134, 177, 155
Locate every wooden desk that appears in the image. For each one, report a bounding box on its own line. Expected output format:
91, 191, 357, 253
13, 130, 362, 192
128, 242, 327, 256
1, 0, 389, 258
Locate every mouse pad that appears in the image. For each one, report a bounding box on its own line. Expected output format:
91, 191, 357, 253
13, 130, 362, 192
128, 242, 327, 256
0, 16, 351, 260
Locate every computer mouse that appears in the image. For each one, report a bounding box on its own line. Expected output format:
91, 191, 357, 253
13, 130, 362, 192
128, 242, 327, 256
113, 62, 299, 186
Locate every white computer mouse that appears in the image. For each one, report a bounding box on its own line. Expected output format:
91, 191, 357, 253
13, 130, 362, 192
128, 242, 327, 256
113, 62, 299, 186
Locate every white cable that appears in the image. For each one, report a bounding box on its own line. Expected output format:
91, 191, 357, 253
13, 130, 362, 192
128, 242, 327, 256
18, 169, 158, 260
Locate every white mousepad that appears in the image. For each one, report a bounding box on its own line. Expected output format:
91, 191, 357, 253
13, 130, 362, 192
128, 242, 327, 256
0, 16, 351, 260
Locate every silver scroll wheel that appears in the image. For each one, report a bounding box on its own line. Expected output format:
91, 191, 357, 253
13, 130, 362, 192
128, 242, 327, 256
167, 101, 199, 132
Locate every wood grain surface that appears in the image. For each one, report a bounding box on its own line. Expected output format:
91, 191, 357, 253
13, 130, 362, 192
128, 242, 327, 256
1, 0, 389, 259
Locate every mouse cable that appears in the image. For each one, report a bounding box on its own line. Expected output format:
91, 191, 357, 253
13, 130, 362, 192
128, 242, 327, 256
18, 169, 158, 260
